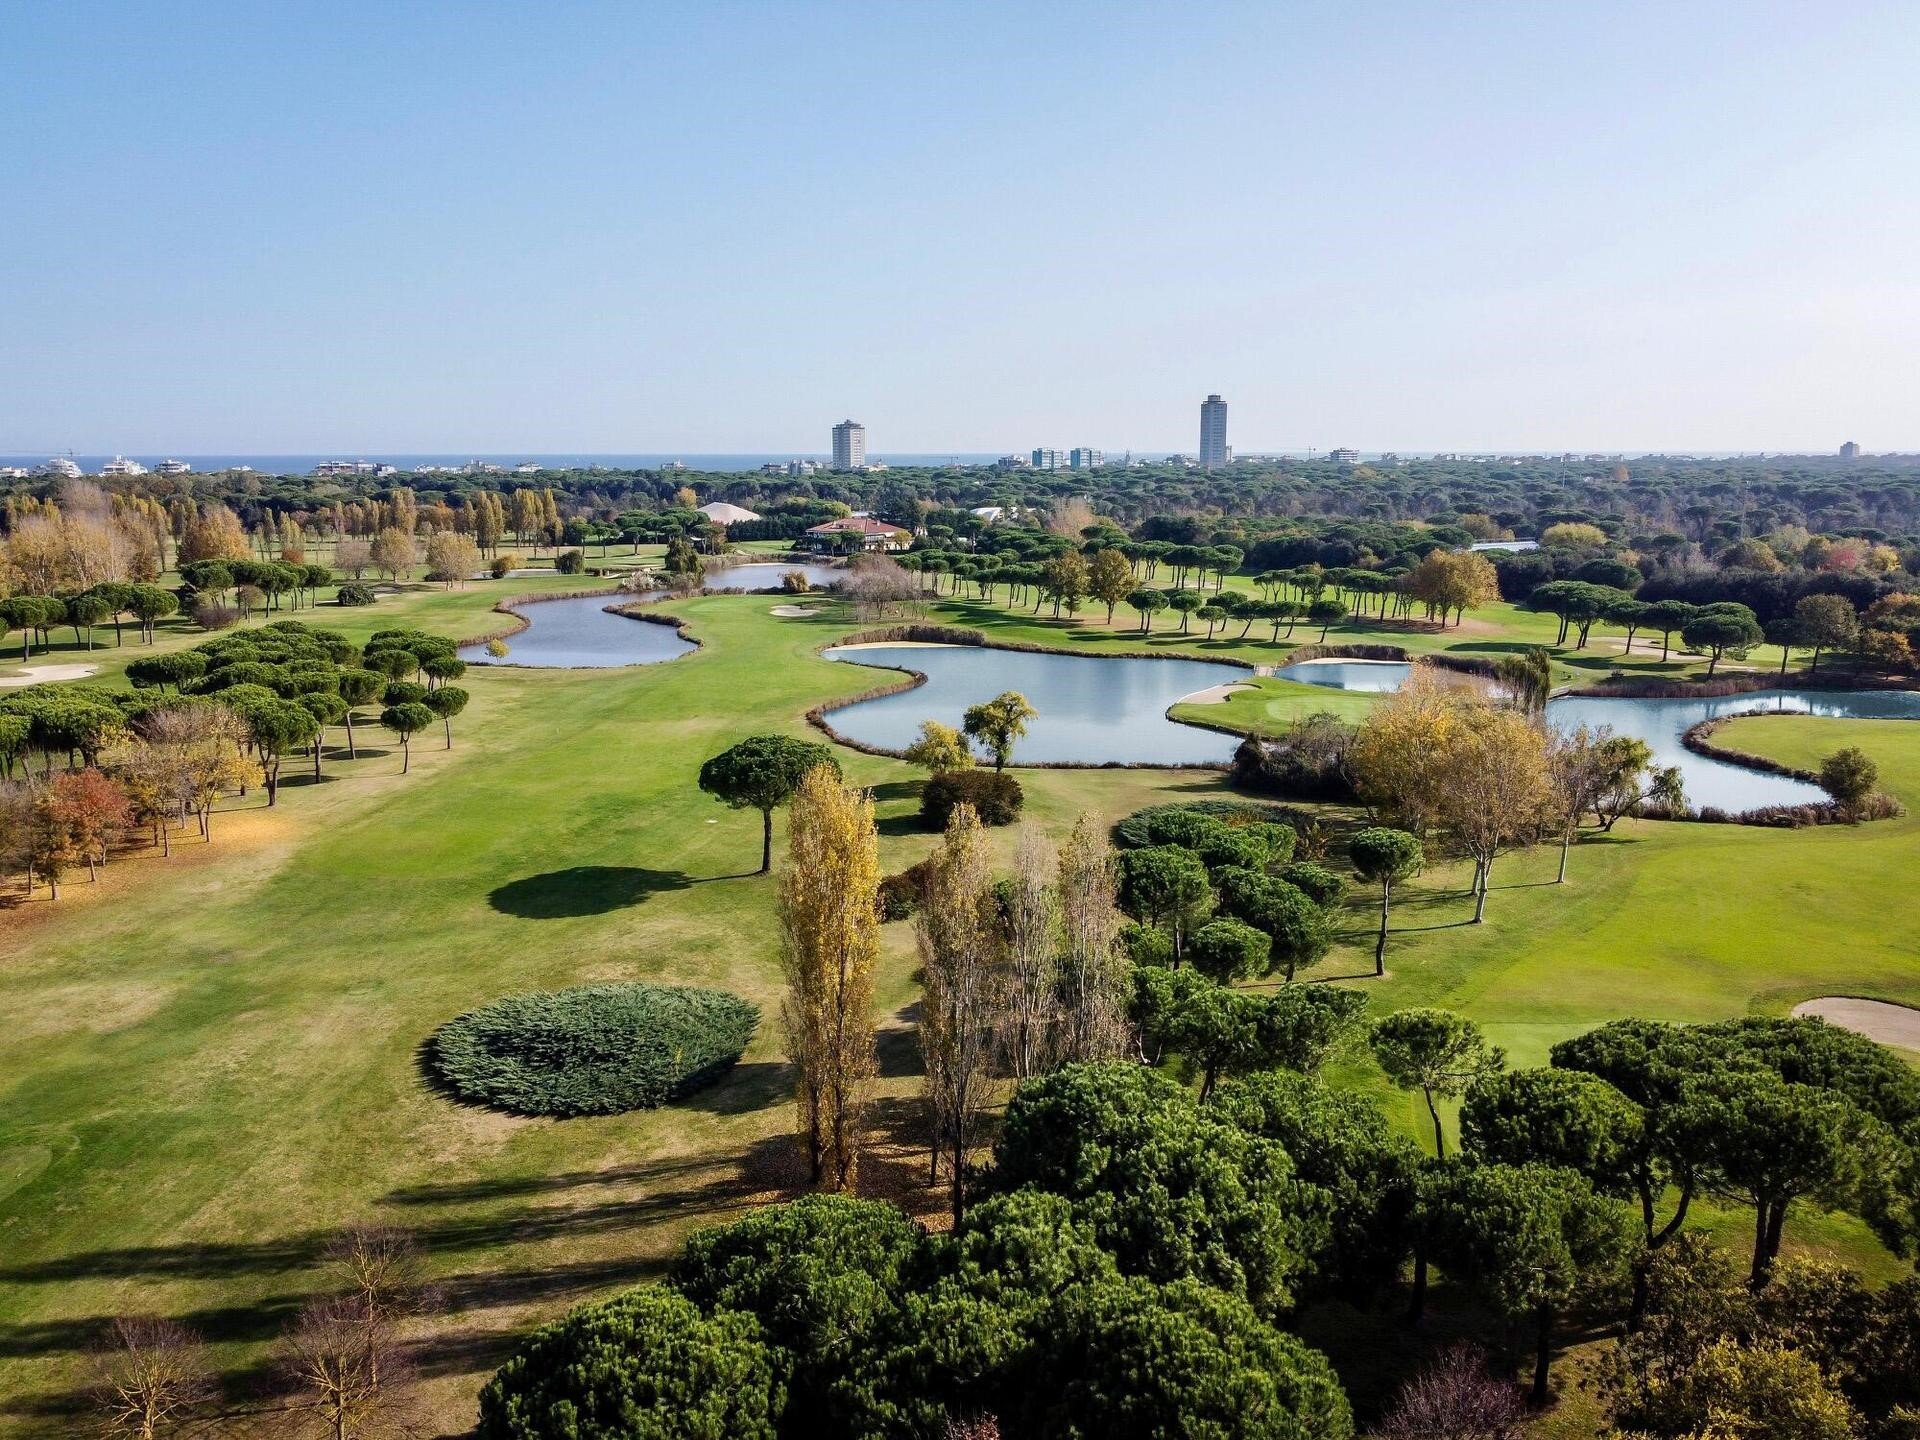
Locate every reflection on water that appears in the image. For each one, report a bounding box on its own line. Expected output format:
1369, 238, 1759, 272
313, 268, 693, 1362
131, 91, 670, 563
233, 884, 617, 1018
1275, 659, 1413, 693
826, 644, 1920, 806
456, 561, 844, 669
1546, 688, 1920, 811
457, 595, 696, 669
823, 645, 1244, 765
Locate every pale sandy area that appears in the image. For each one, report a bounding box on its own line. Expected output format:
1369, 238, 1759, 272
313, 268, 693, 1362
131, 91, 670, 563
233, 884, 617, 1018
1793, 997, 1920, 1051
770, 604, 824, 617
1177, 682, 1255, 705
0, 662, 99, 688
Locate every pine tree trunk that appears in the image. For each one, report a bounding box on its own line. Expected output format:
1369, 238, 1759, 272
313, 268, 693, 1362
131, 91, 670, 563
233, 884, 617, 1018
1531, 1304, 1554, 1406
1375, 881, 1390, 975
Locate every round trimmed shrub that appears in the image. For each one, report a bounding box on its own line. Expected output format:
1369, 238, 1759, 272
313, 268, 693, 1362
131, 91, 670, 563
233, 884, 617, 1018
921, 769, 1023, 829
335, 581, 376, 606
430, 983, 759, 1116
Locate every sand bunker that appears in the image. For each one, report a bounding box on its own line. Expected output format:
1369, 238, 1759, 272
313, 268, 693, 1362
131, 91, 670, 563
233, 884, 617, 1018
770, 604, 824, 617
1178, 682, 1254, 705
0, 663, 100, 688
1793, 997, 1920, 1051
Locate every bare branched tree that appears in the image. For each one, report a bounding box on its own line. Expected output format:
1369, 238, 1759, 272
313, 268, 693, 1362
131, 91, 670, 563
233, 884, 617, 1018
839, 554, 926, 621
1055, 815, 1130, 1064
999, 823, 1061, 1081
280, 1293, 417, 1440
321, 1225, 438, 1331
916, 803, 1003, 1221
91, 1316, 213, 1440
1372, 1344, 1526, 1440
942, 1413, 1003, 1440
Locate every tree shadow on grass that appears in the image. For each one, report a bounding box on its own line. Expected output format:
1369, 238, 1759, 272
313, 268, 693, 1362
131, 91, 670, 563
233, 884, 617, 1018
488, 865, 693, 918
679, 1060, 792, 1116
0, 1140, 808, 1423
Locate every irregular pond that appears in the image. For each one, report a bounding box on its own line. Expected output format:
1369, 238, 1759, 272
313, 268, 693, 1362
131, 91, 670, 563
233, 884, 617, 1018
822, 644, 1244, 766
825, 644, 1920, 805
458, 595, 697, 669
1285, 661, 1920, 810
458, 561, 844, 668
1547, 688, 1920, 812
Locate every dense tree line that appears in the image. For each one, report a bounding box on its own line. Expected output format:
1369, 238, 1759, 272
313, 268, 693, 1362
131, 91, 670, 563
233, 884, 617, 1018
0, 621, 469, 897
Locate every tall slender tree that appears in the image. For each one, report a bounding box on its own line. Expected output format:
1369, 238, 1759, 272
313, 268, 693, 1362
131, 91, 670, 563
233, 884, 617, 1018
1056, 815, 1130, 1065
777, 767, 880, 1192
915, 804, 1003, 1220
1001, 823, 1062, 1080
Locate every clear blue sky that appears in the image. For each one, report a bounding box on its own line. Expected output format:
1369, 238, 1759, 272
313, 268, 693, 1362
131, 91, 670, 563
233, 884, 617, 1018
5, 1, 1917, 455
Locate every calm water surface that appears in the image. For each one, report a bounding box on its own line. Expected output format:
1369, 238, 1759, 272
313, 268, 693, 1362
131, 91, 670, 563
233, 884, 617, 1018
458, 595, 696, 668
823, 646, 1920, 805
822, 644, 1243, 765
457, 562, 842, 668
1275, 659, 1413, 693
1547, 688, 1920, 811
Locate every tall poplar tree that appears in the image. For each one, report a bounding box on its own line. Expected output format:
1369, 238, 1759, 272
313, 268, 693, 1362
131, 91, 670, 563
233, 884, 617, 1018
777, 767, 880, 1192
915, 803, 1002, 1220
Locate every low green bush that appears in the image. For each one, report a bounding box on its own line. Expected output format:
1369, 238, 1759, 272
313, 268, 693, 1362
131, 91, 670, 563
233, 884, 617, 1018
877, 859, 931, 921
1113, 800, 1301, 851
335, 581, 377, 606
921, 769, 1023, 829
430, 983, 759, 1116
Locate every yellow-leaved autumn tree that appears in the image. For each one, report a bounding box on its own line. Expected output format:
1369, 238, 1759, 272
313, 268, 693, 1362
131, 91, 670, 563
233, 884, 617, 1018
1348, 664, 1470, 835
778, 765, 880, 1192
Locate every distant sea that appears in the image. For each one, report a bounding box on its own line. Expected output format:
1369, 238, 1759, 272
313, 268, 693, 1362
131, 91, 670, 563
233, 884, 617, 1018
0, 453, 1021, 476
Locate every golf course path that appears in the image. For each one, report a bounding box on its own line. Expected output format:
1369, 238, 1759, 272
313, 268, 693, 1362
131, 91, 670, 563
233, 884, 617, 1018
1793, 997, 1920, 1051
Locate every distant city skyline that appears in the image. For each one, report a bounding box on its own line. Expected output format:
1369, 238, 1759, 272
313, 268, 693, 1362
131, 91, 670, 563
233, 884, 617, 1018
5, 3, 1918, 453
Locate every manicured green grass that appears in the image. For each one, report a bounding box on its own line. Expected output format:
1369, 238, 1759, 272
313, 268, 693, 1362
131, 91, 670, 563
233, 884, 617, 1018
1171, 675, 1380, 733
1, 583, 1914, 1434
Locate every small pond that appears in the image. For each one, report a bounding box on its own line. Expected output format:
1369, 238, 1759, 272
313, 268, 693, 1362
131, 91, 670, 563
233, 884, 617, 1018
458, 595, 697, 669
457, 561, 844, 669
822, 644, 1244, 766
1547, 688, 1920, 812
697, 561, 845, 592
1274, 658, 1413, 693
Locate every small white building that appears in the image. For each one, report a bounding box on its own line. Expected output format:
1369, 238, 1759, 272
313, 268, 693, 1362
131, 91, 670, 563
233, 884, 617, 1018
154, 458, 193, 475
35, 456, 83, 479
101, 455, 148, 476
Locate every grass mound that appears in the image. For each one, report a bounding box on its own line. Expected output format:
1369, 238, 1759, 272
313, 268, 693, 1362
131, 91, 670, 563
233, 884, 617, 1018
429, 983, 760, 1116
